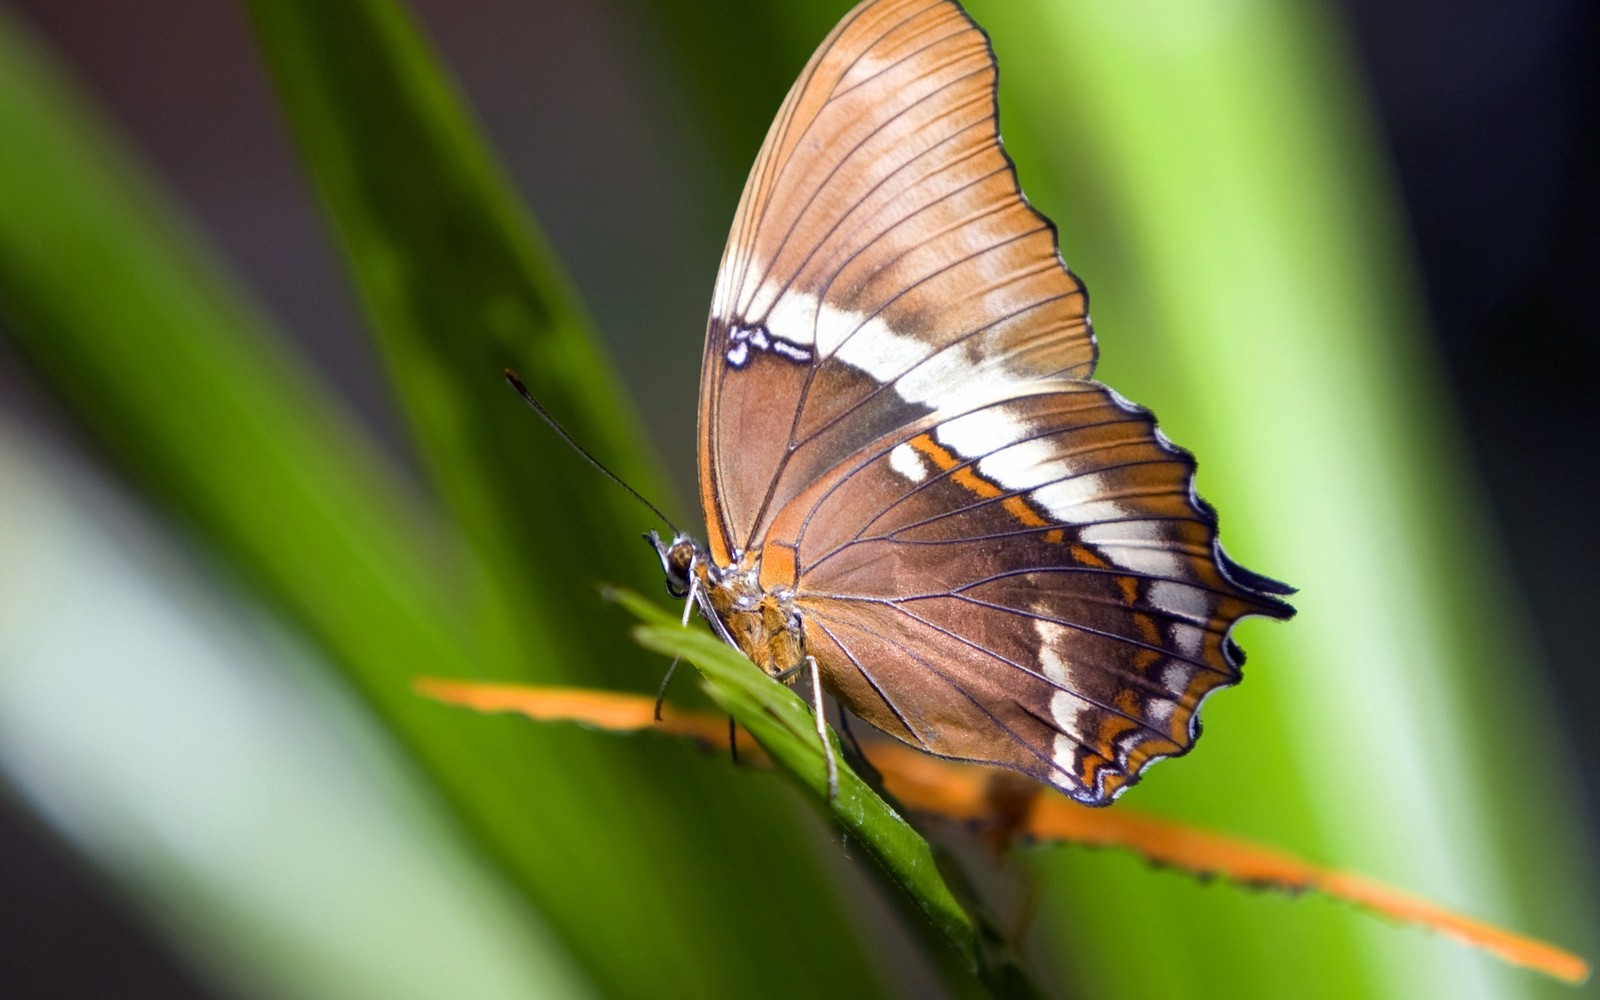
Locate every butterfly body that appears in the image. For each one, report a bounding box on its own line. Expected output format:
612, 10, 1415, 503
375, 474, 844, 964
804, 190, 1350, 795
703, 558, 806, 681
669, 0, 1294, 807
653, 533, 806, 682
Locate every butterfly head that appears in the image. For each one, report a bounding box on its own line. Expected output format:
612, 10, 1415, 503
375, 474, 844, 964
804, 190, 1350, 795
646, 530, 701, 599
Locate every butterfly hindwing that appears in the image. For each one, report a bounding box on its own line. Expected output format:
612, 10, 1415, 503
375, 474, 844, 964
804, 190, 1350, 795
756, 382, 1292, 804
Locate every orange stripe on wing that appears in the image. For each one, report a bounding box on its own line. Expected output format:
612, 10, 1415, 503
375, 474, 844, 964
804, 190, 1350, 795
909, 433, 1065, 542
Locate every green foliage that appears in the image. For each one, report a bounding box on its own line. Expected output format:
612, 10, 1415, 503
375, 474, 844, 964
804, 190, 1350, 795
613, 588, 978, 957
617, 587, 1058, 997
0, 0, 1594, 998
969, 2, 1600, 996
0, 4, 882, 998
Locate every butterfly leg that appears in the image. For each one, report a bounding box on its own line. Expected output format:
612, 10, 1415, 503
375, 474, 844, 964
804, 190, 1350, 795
807, 654, 838, 800
653, 575, 701, 722
836, 710, 882, 786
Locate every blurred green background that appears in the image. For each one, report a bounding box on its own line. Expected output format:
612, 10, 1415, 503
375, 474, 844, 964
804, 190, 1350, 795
1, 0, 1596, 997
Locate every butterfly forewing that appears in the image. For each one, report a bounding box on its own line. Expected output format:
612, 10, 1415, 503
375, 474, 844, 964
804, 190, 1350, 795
699, 0, 1096, 565
695, 0, 1292, 806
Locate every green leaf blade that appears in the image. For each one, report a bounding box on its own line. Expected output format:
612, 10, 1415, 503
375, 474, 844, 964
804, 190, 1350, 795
243, 1, 897, 996
614, 589, 978, 966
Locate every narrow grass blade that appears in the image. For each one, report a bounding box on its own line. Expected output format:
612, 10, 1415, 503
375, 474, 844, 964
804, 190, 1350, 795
608, 589, 978, 962
244, 0, 890, 995
611, 588, 1051, 998
1, 8, 883, 998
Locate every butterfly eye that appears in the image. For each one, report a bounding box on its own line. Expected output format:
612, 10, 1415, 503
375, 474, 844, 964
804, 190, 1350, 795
646, 531, 697, 599
667, 543, 696, 594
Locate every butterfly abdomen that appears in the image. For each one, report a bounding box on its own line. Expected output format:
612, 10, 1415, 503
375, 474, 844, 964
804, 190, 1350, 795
701, 563, 807, 681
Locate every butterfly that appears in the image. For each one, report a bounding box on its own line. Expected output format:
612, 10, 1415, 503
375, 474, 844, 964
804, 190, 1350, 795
649, 0, 1294, 806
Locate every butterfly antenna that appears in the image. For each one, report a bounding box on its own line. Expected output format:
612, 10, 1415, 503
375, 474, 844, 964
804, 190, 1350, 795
503, 369, 678, 534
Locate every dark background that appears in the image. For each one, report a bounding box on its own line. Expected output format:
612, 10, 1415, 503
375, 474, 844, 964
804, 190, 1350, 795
1, 0, 1594, 994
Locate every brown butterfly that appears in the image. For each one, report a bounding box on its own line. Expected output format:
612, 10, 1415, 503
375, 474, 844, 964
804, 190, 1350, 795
649, 0, 1293, 806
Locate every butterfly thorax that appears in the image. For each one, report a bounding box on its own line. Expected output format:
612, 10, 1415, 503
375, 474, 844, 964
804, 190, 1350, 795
649, 531, 806, 683
696, 557, 806, 682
